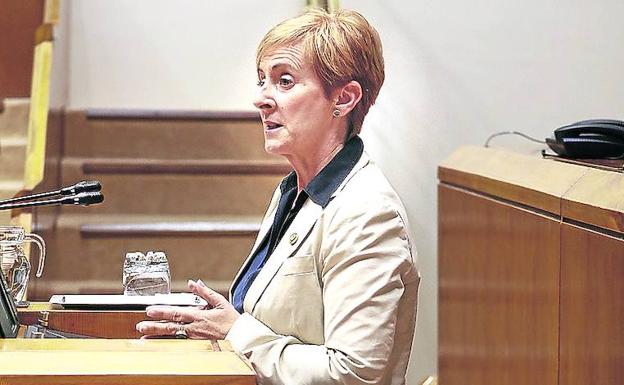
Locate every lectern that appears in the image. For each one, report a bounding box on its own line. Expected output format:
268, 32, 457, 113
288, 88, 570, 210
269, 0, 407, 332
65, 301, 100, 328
0, 339, 255, 385
3, 304, 256, 384
438, 146, 624, 385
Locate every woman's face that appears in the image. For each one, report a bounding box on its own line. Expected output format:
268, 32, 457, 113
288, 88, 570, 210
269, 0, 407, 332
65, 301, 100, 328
254, 44, 339, 161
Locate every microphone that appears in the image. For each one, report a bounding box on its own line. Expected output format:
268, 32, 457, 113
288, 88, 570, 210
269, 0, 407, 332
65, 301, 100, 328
0, 192, 104, 211
60, 180, 102, 195
0, 180, 102, 205
62, 191, 104, 206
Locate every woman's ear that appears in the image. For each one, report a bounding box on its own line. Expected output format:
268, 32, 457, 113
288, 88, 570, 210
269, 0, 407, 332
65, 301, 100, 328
334, 81, 362, 117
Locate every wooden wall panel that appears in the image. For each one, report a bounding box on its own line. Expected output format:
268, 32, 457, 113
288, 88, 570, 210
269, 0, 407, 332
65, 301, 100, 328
29, 110, 282, 301
0, 0, 44, 101
560, 223, 624, 385
439, 184, 560, 385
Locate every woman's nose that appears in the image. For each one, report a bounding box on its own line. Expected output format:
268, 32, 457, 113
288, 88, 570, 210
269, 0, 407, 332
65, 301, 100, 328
253, 86, 276, 112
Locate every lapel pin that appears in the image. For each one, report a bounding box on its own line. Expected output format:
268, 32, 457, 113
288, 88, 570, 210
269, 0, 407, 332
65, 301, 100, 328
289, 233, 299, 245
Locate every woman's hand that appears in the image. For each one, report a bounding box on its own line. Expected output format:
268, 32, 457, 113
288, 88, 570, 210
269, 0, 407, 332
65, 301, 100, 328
135, 279, 240, 339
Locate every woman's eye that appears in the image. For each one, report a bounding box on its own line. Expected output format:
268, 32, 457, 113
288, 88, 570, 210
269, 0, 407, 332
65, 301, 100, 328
278, 76, 294, 87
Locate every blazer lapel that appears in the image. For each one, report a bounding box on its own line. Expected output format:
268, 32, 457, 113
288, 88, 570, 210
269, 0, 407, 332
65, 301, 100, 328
228, 154, 370, 300
243, 199, 323, 312
228, 188, 281, 299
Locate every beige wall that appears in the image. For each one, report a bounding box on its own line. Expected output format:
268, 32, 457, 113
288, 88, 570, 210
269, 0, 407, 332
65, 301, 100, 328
342, 0, 624, 380
49, 0, 69, 110
66, 0, 300, 109
60, 0, 624, 382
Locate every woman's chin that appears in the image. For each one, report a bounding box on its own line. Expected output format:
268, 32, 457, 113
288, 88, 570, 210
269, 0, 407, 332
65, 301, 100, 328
263, 140, 287, 155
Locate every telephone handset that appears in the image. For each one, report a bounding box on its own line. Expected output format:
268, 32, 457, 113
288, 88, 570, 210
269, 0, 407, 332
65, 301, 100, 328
546, 119, 624, 159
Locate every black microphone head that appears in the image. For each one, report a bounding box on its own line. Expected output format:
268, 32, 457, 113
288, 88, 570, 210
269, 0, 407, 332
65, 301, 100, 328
61, 180, 102, 195
61, 192, 104, 206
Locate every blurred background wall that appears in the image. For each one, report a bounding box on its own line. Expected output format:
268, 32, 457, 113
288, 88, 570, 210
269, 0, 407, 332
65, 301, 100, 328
53, 0, 624, 381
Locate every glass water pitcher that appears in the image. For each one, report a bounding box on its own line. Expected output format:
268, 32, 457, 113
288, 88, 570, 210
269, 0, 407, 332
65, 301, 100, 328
0, 226, 46, 303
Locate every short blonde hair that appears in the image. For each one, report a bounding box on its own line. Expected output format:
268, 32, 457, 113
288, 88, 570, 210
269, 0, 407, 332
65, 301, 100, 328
257, 9, 385, 140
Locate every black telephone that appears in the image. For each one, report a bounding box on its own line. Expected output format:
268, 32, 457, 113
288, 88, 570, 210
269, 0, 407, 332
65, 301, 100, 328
546, 119, 624, 159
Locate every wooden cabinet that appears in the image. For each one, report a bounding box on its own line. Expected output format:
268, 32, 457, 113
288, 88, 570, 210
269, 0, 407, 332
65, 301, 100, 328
439, 185, 560, 385
560, 224, 624, 385
439, 146, 624, 385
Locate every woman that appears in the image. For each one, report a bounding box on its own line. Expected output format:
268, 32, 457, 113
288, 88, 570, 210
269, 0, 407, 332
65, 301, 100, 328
137, 9, 420, 385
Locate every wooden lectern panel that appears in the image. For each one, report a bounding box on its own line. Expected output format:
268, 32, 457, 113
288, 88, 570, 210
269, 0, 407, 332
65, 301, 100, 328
18, 303, 145, 338
439, 184, 560, 385
560, 223, 624, 385
0, 339, 255, 385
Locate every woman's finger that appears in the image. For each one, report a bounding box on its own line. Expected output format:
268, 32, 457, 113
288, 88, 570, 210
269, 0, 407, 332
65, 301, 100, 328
188, 279, 228, 308
136, 320, 182, 336
145, 305, 198, 323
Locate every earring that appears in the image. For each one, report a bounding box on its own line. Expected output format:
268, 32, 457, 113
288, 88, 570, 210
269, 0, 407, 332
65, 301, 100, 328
332, 109, 341, 118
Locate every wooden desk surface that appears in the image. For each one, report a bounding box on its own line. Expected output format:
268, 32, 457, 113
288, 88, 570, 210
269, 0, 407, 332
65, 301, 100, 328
0, 339, 255, 385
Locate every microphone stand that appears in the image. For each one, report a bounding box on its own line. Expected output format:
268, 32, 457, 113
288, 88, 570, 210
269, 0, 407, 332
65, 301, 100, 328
0, 192, 104, 211
0, 181, 102, 206
0, 182, 104, 309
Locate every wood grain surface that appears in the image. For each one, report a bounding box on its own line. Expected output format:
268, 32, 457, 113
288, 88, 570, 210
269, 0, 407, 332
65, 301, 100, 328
18, 303, 146, 338
438, 145, 587, 214
559, 223, 624, 385
0, 339, 255, 385
0, 1, 43, 99
561, 168, 624, 233
439, 147, 624, 385
439, 184, 560, 385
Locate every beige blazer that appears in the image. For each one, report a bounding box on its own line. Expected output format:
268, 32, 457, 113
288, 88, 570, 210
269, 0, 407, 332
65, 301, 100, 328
226, 152, 420, 385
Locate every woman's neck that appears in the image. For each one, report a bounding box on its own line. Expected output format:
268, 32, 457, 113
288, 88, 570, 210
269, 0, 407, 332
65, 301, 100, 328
286, 140, 345, 193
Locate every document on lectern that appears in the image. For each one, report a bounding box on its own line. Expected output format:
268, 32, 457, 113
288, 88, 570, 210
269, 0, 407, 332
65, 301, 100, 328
49, 293, 207, 309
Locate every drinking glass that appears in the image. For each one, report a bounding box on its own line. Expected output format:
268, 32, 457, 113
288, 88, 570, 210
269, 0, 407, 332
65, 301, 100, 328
122, 251, 170, 296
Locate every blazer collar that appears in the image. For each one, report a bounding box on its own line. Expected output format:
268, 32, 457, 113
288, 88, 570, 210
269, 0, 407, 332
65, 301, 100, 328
331, 150, 370, 199
305, 135, 364, 207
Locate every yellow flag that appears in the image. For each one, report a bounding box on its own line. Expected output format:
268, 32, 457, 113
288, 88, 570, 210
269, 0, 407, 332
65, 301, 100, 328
24, 41, 53, 190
